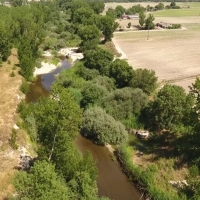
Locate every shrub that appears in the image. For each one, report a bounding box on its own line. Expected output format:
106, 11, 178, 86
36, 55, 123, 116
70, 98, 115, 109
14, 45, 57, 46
10, 71, 15, 77
12, 65, 17, 70
0, 58, 2, 66
81, 107, 128, 145
9, 129, 18, 150
20, 79, 30, 94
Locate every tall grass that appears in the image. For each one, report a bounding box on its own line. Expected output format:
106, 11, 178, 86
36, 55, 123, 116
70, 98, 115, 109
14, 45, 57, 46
116, 145, 186, 200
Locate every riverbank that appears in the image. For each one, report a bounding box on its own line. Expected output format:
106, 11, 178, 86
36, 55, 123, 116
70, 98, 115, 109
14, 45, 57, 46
0, 49, 36, 199
33, 48, 84, 76
114, 141, 188, 200
33, 61, 59, 76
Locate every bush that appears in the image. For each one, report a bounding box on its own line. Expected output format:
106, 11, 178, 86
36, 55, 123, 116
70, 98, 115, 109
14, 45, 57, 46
12, 65, 17, 70
117, 145, 182, 200
81, 83, 108, 108
76, 63, 100, 80
0, 58, 2, 67
7, 60, 11, 64
10, 71, 15, 77
9, 129, 18, 150
20, 79, 30, 94
81, 107, 128, 145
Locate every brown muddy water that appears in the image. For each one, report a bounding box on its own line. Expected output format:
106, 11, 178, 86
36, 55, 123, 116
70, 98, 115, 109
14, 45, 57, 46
27, 60, 142, 200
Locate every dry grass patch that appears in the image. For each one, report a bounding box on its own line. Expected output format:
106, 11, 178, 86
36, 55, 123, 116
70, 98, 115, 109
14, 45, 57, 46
0, 49, 36, 199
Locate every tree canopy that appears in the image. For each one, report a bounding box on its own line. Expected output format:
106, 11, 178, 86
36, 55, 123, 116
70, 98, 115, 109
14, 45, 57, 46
81, 107, 128, 145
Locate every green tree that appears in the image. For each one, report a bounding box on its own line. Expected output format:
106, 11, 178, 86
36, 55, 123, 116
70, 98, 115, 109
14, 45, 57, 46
76, 63, 100, 81
115, 5, 126, 18
146, 84, 192, 132
34, 86, 82, 178
81, 82, 108, 108
139, 11, 146, 28
10, 0, 23, 7
130, 68, 158, 94
106, 8, 117, 19
101, 87, 149, 120
100, 15, 118, 42
81, 107, 128, 145
145, 14, 155, 30
72, 7, 95, 26
155, 2, 164, 10
0, 17, 12, 61
170, 1, 176, 7
92, 76, 116, 92
13, 160, 69, 200
78, 24, 101, 52
88, 0, 104, 14
83, 46, 114, 75
109, 59, 134, 88
18, 38, 36, 80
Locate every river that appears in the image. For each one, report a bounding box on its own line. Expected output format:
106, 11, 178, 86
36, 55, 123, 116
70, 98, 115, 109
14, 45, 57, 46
27, 59, 142, 200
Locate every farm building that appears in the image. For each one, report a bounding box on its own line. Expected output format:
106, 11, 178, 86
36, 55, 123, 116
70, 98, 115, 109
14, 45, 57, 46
121, 13, 139, 19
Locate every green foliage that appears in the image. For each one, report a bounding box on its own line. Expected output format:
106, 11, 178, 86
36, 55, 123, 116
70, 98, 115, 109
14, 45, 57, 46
83, 46, 114, 75
9, 129, 18, 150
101, 87, 149, 121
81, 107, 128, 145
55, 64, 86, 89
115, 5, 126, 18
170, 24, 182, 29
139, 11, 146, 28
12, 65, 16, 70
155, 2, 165, 10
10, 0, 23, 7
20, 79, 30, 94
0, 58, 2, 67
109, 59, 134, 88
100, 15, 119, 42
72, 7, 95, 25
89, 0, 104, 14
13, 160, 69, 200
76, 63, 100, 80
130, 68, 158, 94
146, 84, 193, 132
122, 115, 144, 130
81, 82, 108, 108
117, 145, 182, 200
92, 76, 116, 92
106, 8, 117, 19
78, 24, 101, 52
145, 14, 155, 30
24, 113, 37, 143
170, 1, 176, 7
34, 85, 82, 156
10, 71, 15, 77
0, 19, 12, 61
126, 4, 145, 15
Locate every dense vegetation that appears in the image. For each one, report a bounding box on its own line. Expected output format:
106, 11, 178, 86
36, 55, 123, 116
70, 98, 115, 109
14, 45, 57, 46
1, 0, 200, 199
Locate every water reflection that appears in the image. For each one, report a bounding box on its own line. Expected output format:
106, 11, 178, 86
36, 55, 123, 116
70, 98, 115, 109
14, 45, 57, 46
26, 59, 70, 102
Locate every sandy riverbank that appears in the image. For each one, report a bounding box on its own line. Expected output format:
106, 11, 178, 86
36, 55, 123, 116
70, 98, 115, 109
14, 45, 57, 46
33, 61, 59, 76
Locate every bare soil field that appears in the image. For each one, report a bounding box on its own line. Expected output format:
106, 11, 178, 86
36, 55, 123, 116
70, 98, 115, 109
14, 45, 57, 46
113, 20, 200, 92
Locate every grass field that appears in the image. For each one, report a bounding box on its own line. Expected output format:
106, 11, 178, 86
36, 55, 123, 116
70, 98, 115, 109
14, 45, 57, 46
111, 2, 200, 91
